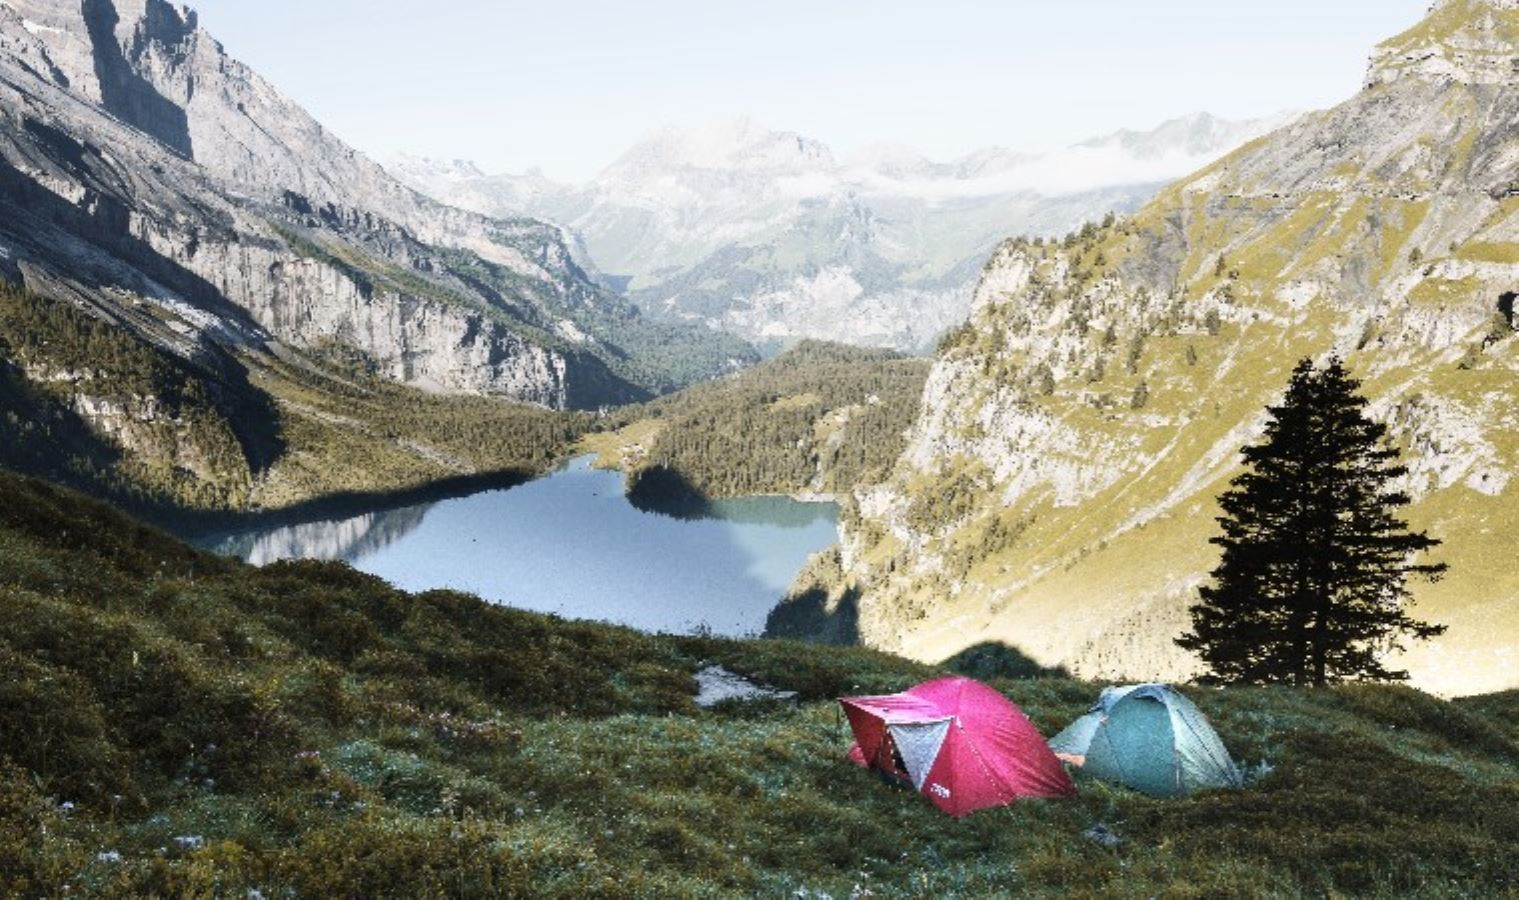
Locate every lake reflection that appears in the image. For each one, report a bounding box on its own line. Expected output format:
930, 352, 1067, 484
196, 457, 839, 637
211, 504, 431, 565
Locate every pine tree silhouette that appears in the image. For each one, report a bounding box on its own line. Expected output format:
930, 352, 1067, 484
1178, 358, 1447, 686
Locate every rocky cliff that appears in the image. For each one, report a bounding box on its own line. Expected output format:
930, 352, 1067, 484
0, 0, 753, 412
818, 0, 1519, 696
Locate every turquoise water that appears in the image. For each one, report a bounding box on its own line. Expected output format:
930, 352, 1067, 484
199, 457, 839, 637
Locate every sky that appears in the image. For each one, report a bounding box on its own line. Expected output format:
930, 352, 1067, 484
192, 1, 1433, 183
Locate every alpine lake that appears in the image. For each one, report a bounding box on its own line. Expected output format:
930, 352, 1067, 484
188, 456, 840, 637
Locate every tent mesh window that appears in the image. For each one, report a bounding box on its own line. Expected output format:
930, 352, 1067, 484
888, 718, 952, 790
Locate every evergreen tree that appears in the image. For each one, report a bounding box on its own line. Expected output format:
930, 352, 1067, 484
1177, 358, 1447, 686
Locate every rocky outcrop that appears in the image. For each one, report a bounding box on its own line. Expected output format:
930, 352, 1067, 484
1366, 0, 1519, 87
826, 0, 1519, 697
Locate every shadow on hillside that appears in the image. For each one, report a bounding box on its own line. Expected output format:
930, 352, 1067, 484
943, 642, 1071, 680
0, 359, 126, 492
625, 465, 838, 527
82, 0, 196, 158
763, 583, 861, 646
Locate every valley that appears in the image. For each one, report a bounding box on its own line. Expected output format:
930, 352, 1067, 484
0, 0, 1512, 697
0, 0, 1511, 696
1, 0, 1517, 894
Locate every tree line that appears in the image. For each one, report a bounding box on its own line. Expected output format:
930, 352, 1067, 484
611, 340, 931, 499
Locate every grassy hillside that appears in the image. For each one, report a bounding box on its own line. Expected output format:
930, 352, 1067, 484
1, 470, 1515, 897
0, 281, 277, 511
583, 341, 931, 500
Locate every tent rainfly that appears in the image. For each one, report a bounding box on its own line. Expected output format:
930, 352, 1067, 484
1049, 684, 1243, 798
839, 676, 1075, 817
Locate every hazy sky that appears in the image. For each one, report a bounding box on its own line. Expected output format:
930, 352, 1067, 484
193, 1, 1432, 182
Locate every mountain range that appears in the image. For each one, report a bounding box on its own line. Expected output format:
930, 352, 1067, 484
796, 0, 1519, 697
392, 113, 1293, 353
0, 0, 752, 410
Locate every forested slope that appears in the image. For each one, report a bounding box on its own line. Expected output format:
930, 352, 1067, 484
0, 282, 589, 522
585, 341, 930, 500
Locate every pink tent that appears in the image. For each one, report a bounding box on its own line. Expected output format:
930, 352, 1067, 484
840, 676, 1075, 817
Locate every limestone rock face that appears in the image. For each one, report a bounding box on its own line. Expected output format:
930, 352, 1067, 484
823, 0, 1519, 697
0, 0, 751, 409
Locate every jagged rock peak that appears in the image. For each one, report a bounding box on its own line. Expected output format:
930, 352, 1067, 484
1366, 0, 1519, 87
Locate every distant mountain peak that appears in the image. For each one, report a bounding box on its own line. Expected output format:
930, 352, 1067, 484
603, 118, 836, 179
1077, 111, 1298, 160
844, 142, 935, 178
392, 108, 1289, 350
389, 154, 488, 182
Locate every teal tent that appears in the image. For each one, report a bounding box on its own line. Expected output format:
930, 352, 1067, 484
1049, 684, 1242, 798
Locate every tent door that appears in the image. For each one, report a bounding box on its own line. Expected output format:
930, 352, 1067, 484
887, 718, 954, 790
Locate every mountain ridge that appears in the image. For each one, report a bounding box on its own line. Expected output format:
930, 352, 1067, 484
391, 112, 1293, 353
